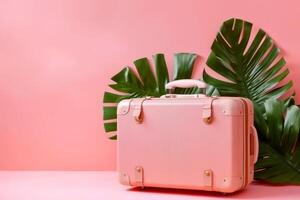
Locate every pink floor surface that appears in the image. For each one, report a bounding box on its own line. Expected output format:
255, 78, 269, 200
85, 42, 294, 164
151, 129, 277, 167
0, 171, 299, 200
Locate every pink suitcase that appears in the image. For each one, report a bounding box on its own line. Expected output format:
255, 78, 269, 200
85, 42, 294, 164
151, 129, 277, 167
117, 79, 259, 193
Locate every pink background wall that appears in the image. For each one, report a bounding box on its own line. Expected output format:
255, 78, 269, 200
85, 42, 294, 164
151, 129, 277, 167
0, 0, 300, 170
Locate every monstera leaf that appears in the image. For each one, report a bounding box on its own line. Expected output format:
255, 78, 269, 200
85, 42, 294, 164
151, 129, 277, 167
203, 18, 293, 104
255, 99, 300, 184
203, 18, 300, 184
103, 53, 216, 140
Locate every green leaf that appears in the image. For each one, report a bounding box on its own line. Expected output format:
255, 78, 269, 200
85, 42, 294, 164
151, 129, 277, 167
111, 67, 142, 88
153, 54, 169, 95
134, 58, 158, 95
109, 135, 117, 140
264, 99, 284, 147
103, 107, 117, 120
284, 92, 296, 108
205, 84, 220, 96
254, 99, 300, 184
173, 53, 198, 80
205, 18, 299, 185
173, 53, 199, 94
104, 122, 117, 132
282, 105, 300, 153
204, 18, 292, 104
254, 105, 268, 140
255, 141, 300, 184
203, 70, 241, 94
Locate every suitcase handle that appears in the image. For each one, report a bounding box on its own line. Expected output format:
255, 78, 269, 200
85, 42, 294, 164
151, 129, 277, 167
165, 79, 207, 90
250, 125, 259, 163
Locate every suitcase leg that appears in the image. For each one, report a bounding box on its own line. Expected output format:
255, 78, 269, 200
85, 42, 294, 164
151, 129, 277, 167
134, 166, 144, 189
203, 170, 213, 190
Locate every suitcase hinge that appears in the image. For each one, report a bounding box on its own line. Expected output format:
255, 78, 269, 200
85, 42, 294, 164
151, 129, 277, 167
202, 97, 217, 124
203, 169, 213, 190
134, 166, 144, 188
133, 97, 151, 123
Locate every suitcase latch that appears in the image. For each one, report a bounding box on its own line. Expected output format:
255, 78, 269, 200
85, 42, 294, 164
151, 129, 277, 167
134, 166, 144, 188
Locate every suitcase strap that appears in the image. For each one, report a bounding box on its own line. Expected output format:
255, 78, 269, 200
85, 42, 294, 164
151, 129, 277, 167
202, 97, 217, 124
132, 97, 151, 123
